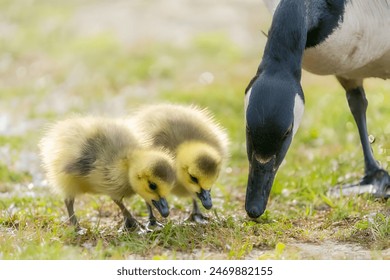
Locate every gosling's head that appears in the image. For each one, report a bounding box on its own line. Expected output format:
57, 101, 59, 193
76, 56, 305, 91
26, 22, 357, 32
129, 150, 175, 217
176, 141, 222, 210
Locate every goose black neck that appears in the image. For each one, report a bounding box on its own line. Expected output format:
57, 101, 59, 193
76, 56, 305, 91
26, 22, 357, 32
260, 0, 308, 81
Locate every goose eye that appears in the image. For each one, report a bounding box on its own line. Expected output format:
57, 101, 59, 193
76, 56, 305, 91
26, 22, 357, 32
149, 182, 157, 191
282, 125, 293, 140
189, 174, 199, 184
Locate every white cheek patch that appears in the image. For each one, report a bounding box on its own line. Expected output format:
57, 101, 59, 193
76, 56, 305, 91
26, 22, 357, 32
244, 87, 252, 119
293, 94, 304, 136
263, 0, 280, 15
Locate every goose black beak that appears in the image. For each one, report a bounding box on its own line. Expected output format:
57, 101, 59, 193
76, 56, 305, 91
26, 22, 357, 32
197, 189, 212, 210
245, 156, 276, 218
152, 198, 169, 218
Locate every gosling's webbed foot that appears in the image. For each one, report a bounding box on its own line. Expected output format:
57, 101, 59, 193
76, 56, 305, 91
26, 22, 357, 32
187, 212, 209, 224
118, 224, 147, 235
75, 226, 87, 235
66, 217, 86, 234
124, 216, 139, 229
187, 199, 210, 223
118, 217, 146, 234
145, 219, 164, 232
329, 169, 390, 198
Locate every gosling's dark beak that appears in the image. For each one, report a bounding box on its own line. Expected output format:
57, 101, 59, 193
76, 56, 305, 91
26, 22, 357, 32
245, 155, 276, 218
197, 189, 212, 210
152, 198, 169, 217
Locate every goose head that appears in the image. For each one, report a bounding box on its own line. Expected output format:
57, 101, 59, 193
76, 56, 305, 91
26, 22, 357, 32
245, 73, 304, 218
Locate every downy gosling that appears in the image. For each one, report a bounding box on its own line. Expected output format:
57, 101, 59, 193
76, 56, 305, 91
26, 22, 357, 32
131, 104, 229, 223
39, 116, 175, 231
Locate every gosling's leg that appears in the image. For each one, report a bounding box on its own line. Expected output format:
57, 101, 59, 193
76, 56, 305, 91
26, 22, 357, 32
188, 199, 208, 224
145, 203, 164, 231
113, 199, 142, 231
64, 197, 79, 227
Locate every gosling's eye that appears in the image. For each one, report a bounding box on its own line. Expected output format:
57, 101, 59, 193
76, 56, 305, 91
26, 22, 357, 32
189, 174, 199, 184
149, 182, 157, 191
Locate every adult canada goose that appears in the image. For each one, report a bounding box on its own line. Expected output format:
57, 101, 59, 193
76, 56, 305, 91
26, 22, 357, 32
245, 0, 390, 218
39, 116, 175, 230
131, 104, 229, 224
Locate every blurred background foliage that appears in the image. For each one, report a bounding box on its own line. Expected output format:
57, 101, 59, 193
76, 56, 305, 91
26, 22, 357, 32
0, 0, 389, 259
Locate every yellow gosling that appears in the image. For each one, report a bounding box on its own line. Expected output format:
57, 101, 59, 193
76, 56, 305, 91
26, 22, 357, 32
131, 104, 229, 223
39, 116, 175, 231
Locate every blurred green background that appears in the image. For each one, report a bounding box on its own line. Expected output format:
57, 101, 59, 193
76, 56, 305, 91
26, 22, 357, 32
0, 0, 389, 259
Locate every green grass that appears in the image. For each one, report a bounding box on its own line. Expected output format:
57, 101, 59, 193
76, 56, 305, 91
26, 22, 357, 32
0, 0, 389, 260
